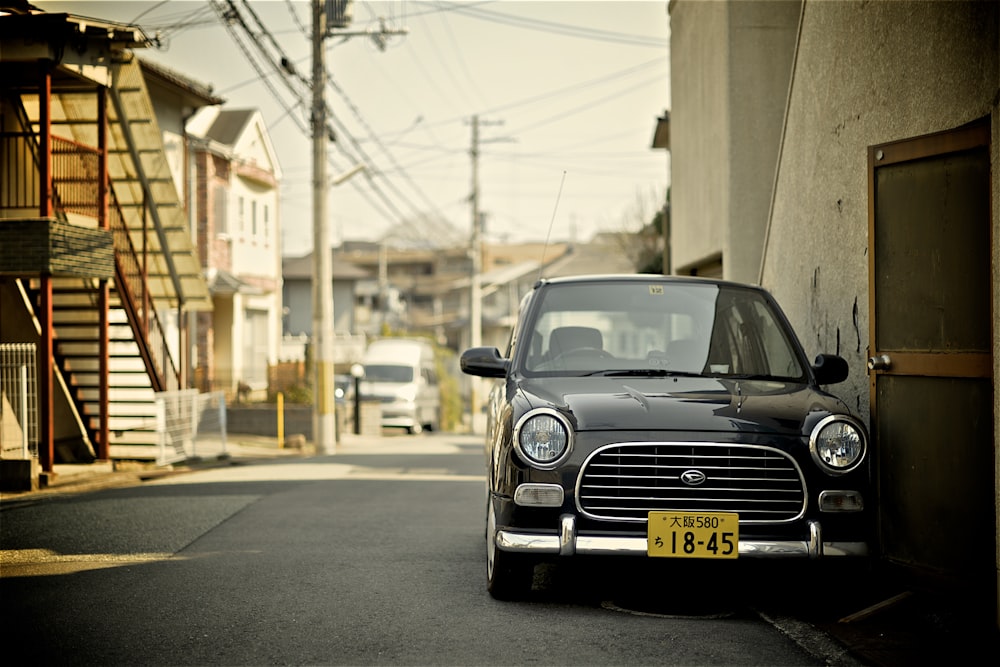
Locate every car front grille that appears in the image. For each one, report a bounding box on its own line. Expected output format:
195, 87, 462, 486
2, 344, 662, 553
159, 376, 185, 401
576, 442, 806, 524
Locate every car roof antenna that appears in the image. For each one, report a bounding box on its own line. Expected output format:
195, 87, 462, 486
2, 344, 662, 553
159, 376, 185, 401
537, 170, 567, 283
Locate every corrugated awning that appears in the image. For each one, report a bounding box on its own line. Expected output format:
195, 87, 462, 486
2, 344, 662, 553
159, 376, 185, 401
105, 55, 211, 311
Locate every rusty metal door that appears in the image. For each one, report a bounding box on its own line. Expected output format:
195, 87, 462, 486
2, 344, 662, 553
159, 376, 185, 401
868, 119, 994, 595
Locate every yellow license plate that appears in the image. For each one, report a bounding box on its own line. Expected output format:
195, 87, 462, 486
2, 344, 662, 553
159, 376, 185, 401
647, 511, 739, 559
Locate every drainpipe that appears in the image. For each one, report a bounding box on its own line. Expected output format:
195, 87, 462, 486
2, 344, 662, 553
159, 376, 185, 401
181, 107, 200, 390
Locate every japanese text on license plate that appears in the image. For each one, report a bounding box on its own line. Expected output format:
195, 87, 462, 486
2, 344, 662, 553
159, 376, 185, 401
647, 512, 739, 559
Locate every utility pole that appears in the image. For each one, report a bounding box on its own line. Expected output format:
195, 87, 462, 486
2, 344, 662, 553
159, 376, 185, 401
467, 115, 508, 433
470, 115, 482, 356
312, 0, 335, 453
311, 1, 405, 451
468, 116, 483, 433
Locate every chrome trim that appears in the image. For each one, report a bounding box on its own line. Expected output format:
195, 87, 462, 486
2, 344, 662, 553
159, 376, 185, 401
808, 519, 821, 559
809, 415, 867, 475
575, 441, 808, 524
559, 514, 576, 556
495, 516, 868, 558
513, 407, 574, 470
680, 469, 707, 486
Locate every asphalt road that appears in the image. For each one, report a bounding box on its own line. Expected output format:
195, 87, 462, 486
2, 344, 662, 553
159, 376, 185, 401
0, 432, 864, 665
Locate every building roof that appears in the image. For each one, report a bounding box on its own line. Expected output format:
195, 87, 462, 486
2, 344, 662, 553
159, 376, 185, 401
539, 238, 636, 278
205, 109, 257, 146
283, 252, 372, 281
208, 269, 262, 296
139, 57, 225, 108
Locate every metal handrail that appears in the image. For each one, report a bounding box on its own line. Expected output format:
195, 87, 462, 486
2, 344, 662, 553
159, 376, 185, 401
0, 128, 181, 392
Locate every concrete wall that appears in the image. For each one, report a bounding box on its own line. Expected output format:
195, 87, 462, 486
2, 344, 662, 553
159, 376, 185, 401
227, 402, 382, 440
670, 0, 1000, 619
760, 0, 998, 421
727, 0, 800, 283
670, 0, 730, 274
669, 0, 799, 281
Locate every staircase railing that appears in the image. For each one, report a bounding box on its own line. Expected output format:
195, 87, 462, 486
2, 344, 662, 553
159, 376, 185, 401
1, 126, 180, 393
106, 184, 178, 392
51, 134, 179, 392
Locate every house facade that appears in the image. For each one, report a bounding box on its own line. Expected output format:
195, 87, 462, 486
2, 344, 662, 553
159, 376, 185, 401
668, 0, 998, 624
281, 251, 370, 370
185, 107, 283, 399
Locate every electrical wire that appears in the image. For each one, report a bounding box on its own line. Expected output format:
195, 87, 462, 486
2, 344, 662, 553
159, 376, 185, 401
145, 0, 665, 246
425, 0, 667, 48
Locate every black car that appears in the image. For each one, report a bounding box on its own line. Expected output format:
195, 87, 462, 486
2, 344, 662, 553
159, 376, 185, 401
461, 275, 870, 599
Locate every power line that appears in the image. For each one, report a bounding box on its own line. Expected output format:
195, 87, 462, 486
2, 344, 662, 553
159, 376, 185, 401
509, 72, 666, 136
425, 0, 668, 48
211, 0, 426, 231
210, 0, 310, 136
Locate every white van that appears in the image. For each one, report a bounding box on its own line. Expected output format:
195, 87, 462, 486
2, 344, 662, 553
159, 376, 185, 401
360, 338, 441, 434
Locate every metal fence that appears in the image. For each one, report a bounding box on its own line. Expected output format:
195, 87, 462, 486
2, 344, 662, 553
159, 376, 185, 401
0, 343, 38, 459
155, 389, 227, 465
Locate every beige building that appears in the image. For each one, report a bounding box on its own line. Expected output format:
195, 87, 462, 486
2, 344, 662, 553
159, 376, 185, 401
668, 0, 998, 625
187, 107, 283, 400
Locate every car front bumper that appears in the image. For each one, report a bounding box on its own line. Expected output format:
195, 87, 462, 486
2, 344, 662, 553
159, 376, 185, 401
496, 514, 868, 559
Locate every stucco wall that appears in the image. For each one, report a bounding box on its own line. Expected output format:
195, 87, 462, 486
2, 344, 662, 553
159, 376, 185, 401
670, 0, 799, 280
727, 0, 800, 283
760, 0, 998, 423
669, 0, 729, 273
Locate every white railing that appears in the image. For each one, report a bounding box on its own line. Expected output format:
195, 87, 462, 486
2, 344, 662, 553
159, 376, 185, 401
154, 389, 227, 465
0, 343, 38, 459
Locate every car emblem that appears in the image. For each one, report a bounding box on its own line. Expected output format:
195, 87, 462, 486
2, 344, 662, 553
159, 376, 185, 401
680, 470, 707, 486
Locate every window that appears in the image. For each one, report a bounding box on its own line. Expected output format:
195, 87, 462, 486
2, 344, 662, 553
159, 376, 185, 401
213, 185, 228, 235
242, 310, 269, 386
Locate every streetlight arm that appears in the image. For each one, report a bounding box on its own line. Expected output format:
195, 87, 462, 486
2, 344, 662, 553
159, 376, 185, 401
331, 163, 365, 186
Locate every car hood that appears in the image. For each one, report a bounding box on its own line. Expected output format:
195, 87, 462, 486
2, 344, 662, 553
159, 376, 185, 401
517, 375, 846, 436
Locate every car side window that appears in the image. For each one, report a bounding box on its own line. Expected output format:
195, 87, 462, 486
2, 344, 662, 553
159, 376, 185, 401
749, 299, 803, 378
505, 290, 535, 359
709, 293, 804, 379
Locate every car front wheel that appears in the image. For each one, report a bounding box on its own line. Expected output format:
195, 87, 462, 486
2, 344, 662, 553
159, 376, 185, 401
486, 498, 533, 600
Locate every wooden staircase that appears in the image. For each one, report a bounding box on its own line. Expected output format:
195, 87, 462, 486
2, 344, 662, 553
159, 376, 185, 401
35, 278, 161, 454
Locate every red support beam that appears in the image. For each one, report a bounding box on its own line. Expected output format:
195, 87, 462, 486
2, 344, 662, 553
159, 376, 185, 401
39, 70, 52, 217
38, 277, 54, 473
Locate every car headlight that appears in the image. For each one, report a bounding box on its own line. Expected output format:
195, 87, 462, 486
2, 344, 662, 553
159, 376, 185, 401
514, 408, 572, 468
809, 415, 866, 474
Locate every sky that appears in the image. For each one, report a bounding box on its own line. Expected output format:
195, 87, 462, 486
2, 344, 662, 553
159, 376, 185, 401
35, 1, 672, 257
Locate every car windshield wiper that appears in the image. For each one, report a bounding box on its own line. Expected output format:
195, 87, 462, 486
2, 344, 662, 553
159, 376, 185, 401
585, 369, 704, 378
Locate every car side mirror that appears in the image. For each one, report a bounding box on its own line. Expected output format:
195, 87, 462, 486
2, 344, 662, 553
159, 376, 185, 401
460, 347, 509, 378
812, 354, 849, 385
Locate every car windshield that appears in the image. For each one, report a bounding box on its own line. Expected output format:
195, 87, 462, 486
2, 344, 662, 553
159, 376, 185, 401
364, 364, 414, 383
520, 281, 806, 381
